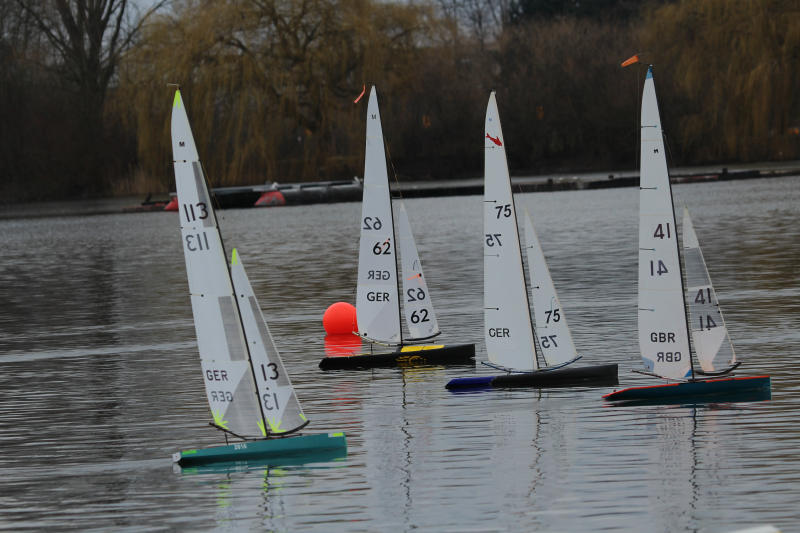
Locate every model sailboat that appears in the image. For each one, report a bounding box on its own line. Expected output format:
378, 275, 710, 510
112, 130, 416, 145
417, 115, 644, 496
169, 90, 346, 465
319, 86, 475, 370
447, 92, 617, 389
604, 67, 770, 403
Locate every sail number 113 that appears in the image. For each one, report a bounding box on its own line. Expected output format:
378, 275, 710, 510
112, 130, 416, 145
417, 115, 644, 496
183, 202, 208, 223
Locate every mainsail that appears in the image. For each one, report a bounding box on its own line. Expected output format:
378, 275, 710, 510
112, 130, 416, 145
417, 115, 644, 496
523, 209, 579, 367
356, 86, 402, 344
171, 89, 305, 438
396, 201, 440, 340
637, 68, 692, 380
483, 92, 538, 371
682, 207, 736, 372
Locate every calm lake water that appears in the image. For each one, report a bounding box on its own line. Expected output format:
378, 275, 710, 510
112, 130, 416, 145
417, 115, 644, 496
0, 176, 798, 531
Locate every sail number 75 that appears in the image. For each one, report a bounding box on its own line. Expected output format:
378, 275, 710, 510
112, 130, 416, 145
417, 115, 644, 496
540, 335, 558, 348
485, 234, 503, 246
494, 204, 511, 218
544, 309, 561, 323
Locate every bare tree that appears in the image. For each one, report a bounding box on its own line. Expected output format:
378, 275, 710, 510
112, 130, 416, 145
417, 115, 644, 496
17, 0, 166, 192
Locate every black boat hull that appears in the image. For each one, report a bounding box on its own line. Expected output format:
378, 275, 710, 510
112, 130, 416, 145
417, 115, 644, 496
319, 343, 475, 371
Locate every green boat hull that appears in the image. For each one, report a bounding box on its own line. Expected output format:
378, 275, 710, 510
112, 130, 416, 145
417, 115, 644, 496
173, 432, 347, 467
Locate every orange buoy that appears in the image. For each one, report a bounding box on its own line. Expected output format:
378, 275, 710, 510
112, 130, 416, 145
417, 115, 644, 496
323, 302, 358, 335
164, 197, 179, 211
254, 191, 286, 207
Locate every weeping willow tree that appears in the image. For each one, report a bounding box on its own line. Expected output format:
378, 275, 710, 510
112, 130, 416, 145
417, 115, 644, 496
115, 0, 436, 190
642, 0, 800, 163
496, 16, 638, 171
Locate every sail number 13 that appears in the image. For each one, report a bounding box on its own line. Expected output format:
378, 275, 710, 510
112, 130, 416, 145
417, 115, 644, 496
260, 363, 280, 411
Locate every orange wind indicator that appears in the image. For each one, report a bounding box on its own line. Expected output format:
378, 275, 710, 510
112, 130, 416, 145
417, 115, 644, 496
354, 84, 366, 103
406, 273, 422, 280
621, 54, 640, 68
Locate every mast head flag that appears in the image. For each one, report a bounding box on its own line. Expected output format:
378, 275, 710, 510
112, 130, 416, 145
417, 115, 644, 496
621, 54, 640, 68
354, 84, 366, 104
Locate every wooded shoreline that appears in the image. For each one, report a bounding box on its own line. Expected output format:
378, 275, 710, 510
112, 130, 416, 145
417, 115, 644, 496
2, 0, 798, 203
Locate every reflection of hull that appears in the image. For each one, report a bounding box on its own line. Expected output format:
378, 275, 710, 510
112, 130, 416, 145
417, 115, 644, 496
446, 364, 618, 390
603, 375, 771, 405
319, 343, 475, 370
173, 432, 347, 466
175, 446, 347, 474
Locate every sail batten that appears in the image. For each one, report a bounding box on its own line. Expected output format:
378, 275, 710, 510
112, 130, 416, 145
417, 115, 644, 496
637, 69, 692, 380
483, 92, 538, 371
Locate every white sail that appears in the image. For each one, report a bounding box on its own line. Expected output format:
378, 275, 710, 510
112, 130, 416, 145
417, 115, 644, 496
355, 86, 402, 344
396, 201, 440, 340
523, 209, 579, 367
483, 92, 538, 371
637, 69, 692, 380
682, 207, 736, 372
171, 90, 264, 438
229, 249, 307, 435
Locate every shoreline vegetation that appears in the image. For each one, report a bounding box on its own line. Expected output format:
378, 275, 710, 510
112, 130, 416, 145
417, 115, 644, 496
1, 0, 798, 204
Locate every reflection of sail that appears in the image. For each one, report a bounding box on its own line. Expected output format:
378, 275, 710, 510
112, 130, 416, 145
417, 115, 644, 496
362, 366, 447, 526
491, 393, 541, 503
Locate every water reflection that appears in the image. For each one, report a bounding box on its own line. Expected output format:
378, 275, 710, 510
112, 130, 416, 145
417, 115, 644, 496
0, 177, 798, 530
323, 333, 364, 358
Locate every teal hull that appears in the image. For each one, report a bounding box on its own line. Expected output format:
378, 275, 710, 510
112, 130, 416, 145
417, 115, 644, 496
173, 432, 347, 467
603, 375, 771, 405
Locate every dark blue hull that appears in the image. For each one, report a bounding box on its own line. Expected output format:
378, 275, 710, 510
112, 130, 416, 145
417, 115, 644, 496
603, 375, 771, 405
446, 364, 618, 390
